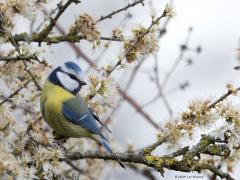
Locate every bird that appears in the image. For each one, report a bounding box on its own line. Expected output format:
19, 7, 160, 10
40, 61, 125, 168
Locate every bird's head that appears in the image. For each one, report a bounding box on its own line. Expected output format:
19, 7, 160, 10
48, 61, 87, 95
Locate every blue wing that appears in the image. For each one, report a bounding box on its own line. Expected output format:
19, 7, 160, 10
62, 96, 113, 153
62, 97, 126, 167
62, 96, 107, 140
88, 107, 111, 133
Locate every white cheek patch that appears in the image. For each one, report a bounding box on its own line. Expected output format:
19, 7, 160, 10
56, 71, 79, 92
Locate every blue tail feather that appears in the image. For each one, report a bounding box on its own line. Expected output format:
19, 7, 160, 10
101, 137, 112, 153
101, 137, 126, 169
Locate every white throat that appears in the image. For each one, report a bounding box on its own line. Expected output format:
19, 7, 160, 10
56, 71, 79, 92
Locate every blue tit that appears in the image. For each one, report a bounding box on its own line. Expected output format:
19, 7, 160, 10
40, 61, 113, 153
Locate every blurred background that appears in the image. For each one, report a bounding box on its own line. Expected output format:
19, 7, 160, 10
10, 0, 240, 179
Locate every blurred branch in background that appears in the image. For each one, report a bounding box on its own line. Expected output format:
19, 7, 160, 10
162, 27, 193, 88
141, 27, 202, 113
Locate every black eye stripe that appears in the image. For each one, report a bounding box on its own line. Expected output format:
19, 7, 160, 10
58, 69, 80, 82
68, 73, 76, 79
68, 73, 80, 82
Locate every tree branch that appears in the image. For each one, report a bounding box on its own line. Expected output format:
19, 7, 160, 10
106, 6, 168, 76
62, 134, 234, 180
0, 54, 37, 62
14, 33, 122, 44
0, 54, 46, 65
118, 88, 161, 130
198, 163, 234, 180
35, 0, 80, 41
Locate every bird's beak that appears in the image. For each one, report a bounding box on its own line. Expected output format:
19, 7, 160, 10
80, 80, 87, 86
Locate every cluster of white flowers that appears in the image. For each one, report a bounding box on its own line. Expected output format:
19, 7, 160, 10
69, 13, 100, 42
124, 26, 159, 63
226, 82, 239, 95
0, 108, 34, 178
85, 72, 119, 116
164, 96, 240, 144
0, 114, 67, 179
163, 4, 176, 18
217, 102, 240, 129
112, 27, 124, 39
0, 61, 25, 85
181, 99, 217, 126
0, 0, 48, 29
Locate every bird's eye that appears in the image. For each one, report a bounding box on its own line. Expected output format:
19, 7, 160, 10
68, 73, 78, 81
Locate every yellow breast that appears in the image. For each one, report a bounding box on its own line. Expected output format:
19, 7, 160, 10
40, 81, 91, 138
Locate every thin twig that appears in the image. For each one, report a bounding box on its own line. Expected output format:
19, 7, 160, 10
7, 33, 42, 91
65, 160, 85, 174
141, 93, 160, 108
118, 88, 160, 130
23, 61, 42, 91
165, 146, 189, 157
0, 80, 30, 106
198, 163, 234, 180
36, 0, 79, 40
153, 54, 173, 116
104, 56, 147, 125
162, 28, 193, 88
208, 87, 240, 109
143, 135, 168, 153
96, 0, 144, 23
128, 11, 173, 110
106, 8, 168, 76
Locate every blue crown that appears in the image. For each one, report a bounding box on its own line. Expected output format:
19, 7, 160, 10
64, 61, 82, 73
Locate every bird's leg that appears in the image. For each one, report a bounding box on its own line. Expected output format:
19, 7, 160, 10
52, 131, 68, 147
